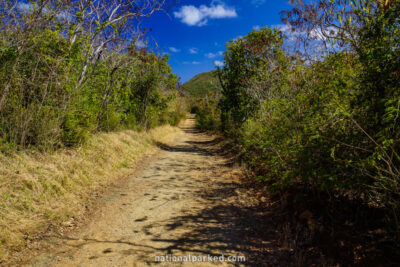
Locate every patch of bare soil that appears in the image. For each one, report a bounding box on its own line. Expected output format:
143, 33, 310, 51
22, 118, 288, 266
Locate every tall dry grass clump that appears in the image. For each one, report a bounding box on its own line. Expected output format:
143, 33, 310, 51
0, 125, 182, 262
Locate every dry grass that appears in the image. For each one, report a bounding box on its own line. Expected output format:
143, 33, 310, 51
0, 125, 182, 262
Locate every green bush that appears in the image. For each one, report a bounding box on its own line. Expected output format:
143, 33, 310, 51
61, 109, 96, 146
0, 29, 183, 150
196, 111, 220, 131
204, 1, 400, 235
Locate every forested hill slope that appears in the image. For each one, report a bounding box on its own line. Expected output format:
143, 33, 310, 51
183, 70, 222, 98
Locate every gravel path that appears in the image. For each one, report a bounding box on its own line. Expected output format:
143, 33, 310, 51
28, 118, 280, 267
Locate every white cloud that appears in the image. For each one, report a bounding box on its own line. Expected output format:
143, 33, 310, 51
169, 47, 181, 53
189, 48, 199, 54
253, 25, 260, 31
273, 24, 339, 42
251, 0, 267, 6
174, 3, 237, 26
17, 2, 33, 13
214, 60, 224, 67
136, 40, 147, 48
183, 61, 201, 65
17, 2, 72, 21
233, 35, 243, 41
309, 27, 339, 41
205, 53, 215, 58
174, 6, 205, 26
205, 51, 223, 58
56, 11, 72, 21
273, 24, 301, 41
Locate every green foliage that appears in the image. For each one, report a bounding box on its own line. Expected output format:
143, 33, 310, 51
61, 108, 96, 146
194, 91, 221, 131
183, 71, 222, 98
219, 27, 289, 133
183, 71, 222, 131
197, 3, 400, 236
0, 29, 70, 149
354, 2, 400, 232
0, 8, 184, 151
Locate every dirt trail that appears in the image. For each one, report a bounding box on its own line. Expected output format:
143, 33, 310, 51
27, 117, 282, 266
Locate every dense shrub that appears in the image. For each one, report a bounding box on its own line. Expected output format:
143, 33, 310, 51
0, 1, 185, 151
193, 91, 221, 131
200, 1, 400, 236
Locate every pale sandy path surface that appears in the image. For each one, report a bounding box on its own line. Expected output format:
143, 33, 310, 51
27, 118, 281, 267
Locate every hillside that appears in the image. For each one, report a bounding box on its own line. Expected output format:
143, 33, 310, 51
183, 70, 222, 98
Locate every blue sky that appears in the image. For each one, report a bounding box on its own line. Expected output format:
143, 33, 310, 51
140, 0, 292, 83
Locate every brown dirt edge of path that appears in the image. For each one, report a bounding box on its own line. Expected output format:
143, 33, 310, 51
11, 117, 291, 267
8, 148, 164, 266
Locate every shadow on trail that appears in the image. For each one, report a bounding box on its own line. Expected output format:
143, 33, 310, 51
180, 125, 203, 134
185, 136, 225, 147
155, 141, 213, 156
150, 124, 284, 265
145, 183, 285, 266
48, 119, 286, 266
53, 181, 285, 266
156, 127, 232, 158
